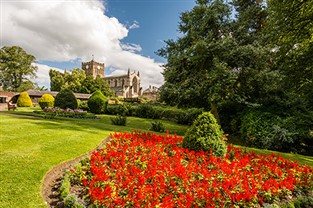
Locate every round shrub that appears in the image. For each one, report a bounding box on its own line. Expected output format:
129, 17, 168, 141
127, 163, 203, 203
87, 90, 108, 114
54, 89, 78, 109
183, 112, 227, 157
38, 94, 54, 109
17, 91, 32, 107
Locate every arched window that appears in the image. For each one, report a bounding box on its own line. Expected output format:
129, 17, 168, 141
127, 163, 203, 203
132, 77, 138, 93
115, 80, 117, 87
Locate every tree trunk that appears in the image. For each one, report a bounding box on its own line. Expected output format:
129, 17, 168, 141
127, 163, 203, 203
210, 101, 220, 124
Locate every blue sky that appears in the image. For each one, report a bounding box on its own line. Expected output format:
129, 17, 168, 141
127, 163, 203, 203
106, 0, 196, 62
1, 0, 196, 88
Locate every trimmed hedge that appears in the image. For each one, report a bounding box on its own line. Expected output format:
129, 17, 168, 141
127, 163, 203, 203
183, 112, 227, 157
105, 103, 203, 125
17, 91, 32, 107
87, 90, 108, 114
39, 94, 54, 109
55, 89, 78, 109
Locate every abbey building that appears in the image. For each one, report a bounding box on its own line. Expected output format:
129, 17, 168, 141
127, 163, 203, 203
82, 59, 142, 98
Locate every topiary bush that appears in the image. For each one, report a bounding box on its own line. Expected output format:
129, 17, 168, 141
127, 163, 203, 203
17, 91, 32, 107
183, 112, 227, 157
38, 94, 54, 109
150, 121, 165, 132
54, 89, 78, 109
111, 115, 127, 126
87, 90, 108, 114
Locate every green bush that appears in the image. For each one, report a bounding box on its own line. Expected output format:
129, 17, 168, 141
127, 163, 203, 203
183, 112, 227, 157
87, 90, 108, 114
38, 94, 54, 109
133, 104, 161, 119
176, 108, 203, 125
78, 100, 89, 111
17, 91, 32, 107
110, 115, 127, 126
106, 104, 129, 116
150, 121, 165, 132
54, 89, 78, 109
240, 108, 295, 151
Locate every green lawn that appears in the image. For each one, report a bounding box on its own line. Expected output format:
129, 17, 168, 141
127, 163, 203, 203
0, 109, 312, 208
0, 112, 188, 208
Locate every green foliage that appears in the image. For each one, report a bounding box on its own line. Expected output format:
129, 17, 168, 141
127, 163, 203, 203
133, 104, 161, 119
150, 121, 165, 132
0, 46, 37, 91
17, 92, 32, 107
49, 69, 65, 91
110, 115, 127, 126
240, 108, 295, 151
87, 90, 108, 114
59, 171, 71, 199
63, 68, 86, 93
78, 100, 89, 111
63, 194, 85, 208
266, 0, 313, 102
183, 112, 227, 157
54, 89, 78, 109
38, 94, 54, 109
176, 108, 203, 125
157, 0, 271, 120
106, 104, 129, 116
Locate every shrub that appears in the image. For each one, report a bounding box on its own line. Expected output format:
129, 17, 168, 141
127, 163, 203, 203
106, 104, 129, 116
38, 94, 54, 109
240, 108, 312, 154
17, 91, 32, 107
150, 121, 165, 132
55, 89, 78, 109
239, 109, 293, 150
78, 100, 89, 111
183, 112, 227, 157
87, 90, 108, 114
111, 115, 127, 126
133, 104, 161, 119
177, 108, 203, 125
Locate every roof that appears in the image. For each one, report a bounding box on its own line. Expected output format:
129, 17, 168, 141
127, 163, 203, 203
143, 86, 159, 94
24, 90, 91, 100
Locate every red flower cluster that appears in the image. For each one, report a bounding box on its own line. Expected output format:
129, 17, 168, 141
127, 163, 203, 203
81, 131, 313, 207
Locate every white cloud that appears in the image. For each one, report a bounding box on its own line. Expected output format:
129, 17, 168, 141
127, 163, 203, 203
1, 0, 163, 89
129, 20, 140, 30
120, 43, 142, 53
31, 63, 64, 89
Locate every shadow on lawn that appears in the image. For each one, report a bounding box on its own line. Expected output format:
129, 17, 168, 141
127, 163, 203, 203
2, 113, 188, 136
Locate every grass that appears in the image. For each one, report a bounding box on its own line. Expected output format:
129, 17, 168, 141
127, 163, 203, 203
0, 110, 188, 208
0, 107, 312, 207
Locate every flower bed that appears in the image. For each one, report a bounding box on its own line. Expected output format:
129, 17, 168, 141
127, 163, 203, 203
69, 131, 313, 207
34, 107, 97, 119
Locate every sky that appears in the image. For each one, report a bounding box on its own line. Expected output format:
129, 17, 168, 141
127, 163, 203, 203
0, 0, 196, 89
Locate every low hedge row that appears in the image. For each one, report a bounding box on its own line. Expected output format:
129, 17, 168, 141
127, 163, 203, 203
105, 103, 203, 125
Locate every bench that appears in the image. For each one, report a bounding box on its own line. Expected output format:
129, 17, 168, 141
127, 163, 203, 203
8, 102, 17, 111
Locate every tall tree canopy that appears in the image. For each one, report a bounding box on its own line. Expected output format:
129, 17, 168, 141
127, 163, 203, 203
158, 0, 271, 120
49, 68, 112, 96
266, 0, 313, 105
0, 46, 37, 91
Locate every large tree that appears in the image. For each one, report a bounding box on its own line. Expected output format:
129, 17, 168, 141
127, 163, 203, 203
49, 69, 65, 91
158, 0, 271, 121
0, 46, 37, 91
266, 0, 313, 106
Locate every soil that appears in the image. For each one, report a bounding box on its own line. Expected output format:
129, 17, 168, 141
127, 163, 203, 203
41, 137, 111, 207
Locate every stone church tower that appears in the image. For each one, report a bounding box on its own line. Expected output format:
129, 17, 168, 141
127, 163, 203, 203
82, 59, 105, 79
81, 59, 142, 98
